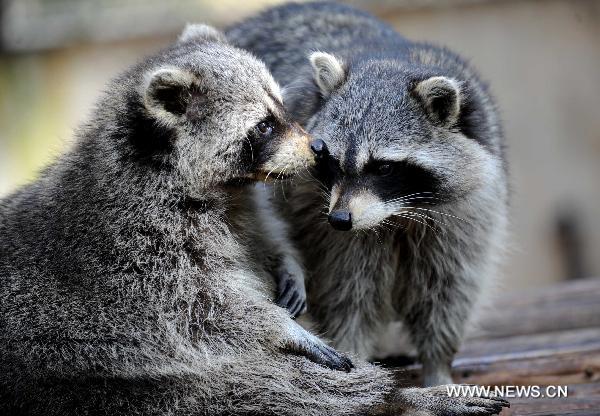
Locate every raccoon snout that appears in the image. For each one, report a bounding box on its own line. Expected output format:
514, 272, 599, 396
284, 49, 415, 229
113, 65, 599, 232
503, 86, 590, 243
328, 210, 352, 231
310, 139, 328, 160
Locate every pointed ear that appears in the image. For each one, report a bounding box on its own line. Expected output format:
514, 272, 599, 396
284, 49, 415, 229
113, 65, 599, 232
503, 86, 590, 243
144, 67, 196, 123
178, 23, 227, 44
309, 52, 347, 97
413, 76, 461, 126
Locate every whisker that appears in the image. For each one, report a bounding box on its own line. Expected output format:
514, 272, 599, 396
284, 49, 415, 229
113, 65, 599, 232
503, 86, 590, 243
383, 218, 406, 232
371, 226, 382, 243
406, 207, 470, 224
275, 165, 286, 181
380, 218, 404, 234
305, 169, 328, 191
244, 137, 254, 163
399, 209, 448, 229
393, 212, 440, 236
278, 165, 290, 201
264, 165, 279, 183
387, 191, 437, 202
387, 195, 443, 204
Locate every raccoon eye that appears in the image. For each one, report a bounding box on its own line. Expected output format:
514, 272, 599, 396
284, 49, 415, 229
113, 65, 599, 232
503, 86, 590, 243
376, 163, 394, 176
255, 121, 273, 138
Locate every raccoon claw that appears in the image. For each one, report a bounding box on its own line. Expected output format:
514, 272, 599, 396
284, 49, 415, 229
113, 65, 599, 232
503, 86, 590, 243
305, 342, 354, 372
276, 273, 307, 318
285, 322, 354, 372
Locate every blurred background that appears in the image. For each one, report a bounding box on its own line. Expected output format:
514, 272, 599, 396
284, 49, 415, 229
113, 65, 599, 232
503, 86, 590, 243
1, 0, 599, 290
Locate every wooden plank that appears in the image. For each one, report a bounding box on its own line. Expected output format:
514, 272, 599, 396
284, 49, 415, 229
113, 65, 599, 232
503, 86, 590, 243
490, 279, 600, 309
392, 280, 600, 414
393, 327, 600, 387
473, 301, 600, 339
459, 328, 600, 362
562, 382, 600, 397
395, 349, 600, 387
453, 350, 600, 387
471, 278, 600, 339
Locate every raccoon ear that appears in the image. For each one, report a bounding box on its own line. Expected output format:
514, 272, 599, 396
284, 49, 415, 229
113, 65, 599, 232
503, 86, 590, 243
309, 52, 347, 97
144, 67, 196, 123
413, 76, 461, 126
178, 23, 227, 44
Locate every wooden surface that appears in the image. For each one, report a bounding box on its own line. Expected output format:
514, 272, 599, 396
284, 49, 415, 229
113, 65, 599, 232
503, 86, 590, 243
392, 278, 600, 415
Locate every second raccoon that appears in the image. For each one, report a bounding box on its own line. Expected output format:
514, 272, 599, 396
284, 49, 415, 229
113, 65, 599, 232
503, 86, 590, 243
229, 2, 509, 386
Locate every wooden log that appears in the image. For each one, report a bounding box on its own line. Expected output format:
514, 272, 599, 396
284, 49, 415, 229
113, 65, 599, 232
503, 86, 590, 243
460, 328, 600, 362
392, 328, 600, 386
472, 279, 600, 339
395, 349, 600, 387
389, 279, 600, 413
474, 300, 600, 339
490, 279, 600, 309
453, 350, 600, 386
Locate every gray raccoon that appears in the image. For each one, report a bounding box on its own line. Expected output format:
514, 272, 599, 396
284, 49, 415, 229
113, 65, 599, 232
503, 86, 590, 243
229, 2, 509, 386
0, 23, 509, 416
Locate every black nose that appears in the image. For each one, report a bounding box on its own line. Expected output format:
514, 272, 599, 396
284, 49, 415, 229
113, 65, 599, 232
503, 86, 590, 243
328, 210, 352, 231
310, 139, 328, 160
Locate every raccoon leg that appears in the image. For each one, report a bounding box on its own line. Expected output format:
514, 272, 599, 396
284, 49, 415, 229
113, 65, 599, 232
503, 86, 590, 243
275, 267, 306, 318
252, 184, 307, 318
281, 317, 354, 372
402, 284, 471, 386
422, 357, 454, 387
274, 258, 307, 318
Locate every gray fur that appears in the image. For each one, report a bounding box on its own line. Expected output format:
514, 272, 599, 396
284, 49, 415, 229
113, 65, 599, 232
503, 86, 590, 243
228, 2, 509, 387
0, 23, 508, 416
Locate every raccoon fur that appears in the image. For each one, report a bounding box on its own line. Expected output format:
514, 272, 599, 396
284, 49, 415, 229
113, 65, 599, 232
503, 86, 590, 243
0, 23, 509, 415
228, 2, 509, 387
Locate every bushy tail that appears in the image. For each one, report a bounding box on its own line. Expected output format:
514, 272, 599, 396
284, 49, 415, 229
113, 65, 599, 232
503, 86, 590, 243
3, 349, 394, 416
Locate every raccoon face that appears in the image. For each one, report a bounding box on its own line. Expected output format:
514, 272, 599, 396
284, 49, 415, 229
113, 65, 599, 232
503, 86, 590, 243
305, 53, 500, 231
141, 24, 314, 190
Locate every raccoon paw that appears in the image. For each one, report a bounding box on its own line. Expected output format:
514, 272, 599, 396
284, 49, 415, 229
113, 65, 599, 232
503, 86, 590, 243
396, 385, 509, 416
284, 321, 354, 372
296, 338, 354, 372
275, 271, 307, 319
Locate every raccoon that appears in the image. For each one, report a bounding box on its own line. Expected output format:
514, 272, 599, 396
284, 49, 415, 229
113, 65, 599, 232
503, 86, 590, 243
229, 2, 509, 386
0, 23, 509, 415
